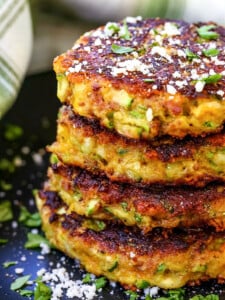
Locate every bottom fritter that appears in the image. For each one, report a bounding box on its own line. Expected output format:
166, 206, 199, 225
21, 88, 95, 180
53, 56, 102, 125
36, 190, 225, 290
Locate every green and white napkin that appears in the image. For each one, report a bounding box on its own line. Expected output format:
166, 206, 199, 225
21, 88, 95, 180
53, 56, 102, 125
0, 0, 33, 118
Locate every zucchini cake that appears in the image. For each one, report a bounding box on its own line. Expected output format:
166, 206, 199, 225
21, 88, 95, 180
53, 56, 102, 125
36, 190, 225, 290
36, 16, 225, 292
48, 105, 225, 187
43, 160, 225, 233
54, 17, 225, 140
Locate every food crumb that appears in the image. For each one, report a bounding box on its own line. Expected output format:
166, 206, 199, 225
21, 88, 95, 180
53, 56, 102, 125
15, 268, 24, 274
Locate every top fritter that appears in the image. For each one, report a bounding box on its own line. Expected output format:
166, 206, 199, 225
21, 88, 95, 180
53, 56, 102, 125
54, 17, 225, 140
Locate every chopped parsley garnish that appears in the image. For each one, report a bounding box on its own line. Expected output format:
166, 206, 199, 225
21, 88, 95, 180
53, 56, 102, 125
95, 220, 106, 231
86, 199, 99, 216
4, 123, 23, 141
19, 206, 41, 227
185, 48, 199, 61
143, 78, 155, 83
3, 261, 17, 268
0, 238, 8, 245
0, 200, 13, 222
50, 154, 59, 164
108, 261, 118, 272
157, 262, 167, 273
24, 233, 50, 249
157, 288, 185, 300
136, 280, 150, 289
82, 273, 92, 284
111, 44, 135, 54
10, 275, 31, 291
134, 212, 142, 223
129, 110, 145, 119
0, 180, 12, 191
117, 148, 129, 155
56, 73, 65, 80
95, 277, 107, 290
125, 290, 139, 300
203, 48, 220, 57
197, 25, 219, 40
203, 121, 216, 128
19, 289, 34, 297
34, 278, 52, 300
202, 74, 222, 84
120, 20, 131, 40
106, 22, 120, 34
0, 158, 15, 173
190, 295, 219, 300
121, 202, 128, 211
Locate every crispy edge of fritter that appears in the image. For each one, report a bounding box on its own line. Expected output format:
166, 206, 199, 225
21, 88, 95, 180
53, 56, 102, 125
53, 18, 225, 140
45, 161, 225, 233
36, 190, 225, 290
48, 105, 225, 187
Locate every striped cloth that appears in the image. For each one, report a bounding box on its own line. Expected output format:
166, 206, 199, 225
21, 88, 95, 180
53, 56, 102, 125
0, 0, 33, 118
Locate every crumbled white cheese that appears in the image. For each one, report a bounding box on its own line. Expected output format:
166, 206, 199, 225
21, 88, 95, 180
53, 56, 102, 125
151, 46, 172, 62
177, 49, 186, 57
195, 81, 205, 92
13, 156, 24, 167
11, 221, 18, 229
175, 80, 187, 88
167, 84, 177, 95
129, 252, 136, 258
84, 46, 90, 52
21, 146, 30, 155
40, 242, 51, 255
38, 267, 97, 300
162, 22, 181, 36
37, 255, 45, 260
20, 255, 26, 262
211, 56, 225, 66
15, 268, 24, 274
190, 69, 199, 80
146, 108, 153, 122
104, 22, 119, 36
94, 38, 102, 46
209, 69, 216, 75
144, 286, 159, 297
126, 16, 142, 24
111, 59, 150, 76
32, 153, 43, 165
217, 90, 225, 97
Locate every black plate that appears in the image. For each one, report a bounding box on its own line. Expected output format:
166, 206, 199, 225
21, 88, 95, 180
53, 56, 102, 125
1, 72, 225, 299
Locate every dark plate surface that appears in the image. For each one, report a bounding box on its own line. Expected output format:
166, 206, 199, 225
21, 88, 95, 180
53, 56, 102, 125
1, 72, 225, 299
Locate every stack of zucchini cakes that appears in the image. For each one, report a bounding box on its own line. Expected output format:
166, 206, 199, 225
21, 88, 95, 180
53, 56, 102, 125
36, 17, 225, 290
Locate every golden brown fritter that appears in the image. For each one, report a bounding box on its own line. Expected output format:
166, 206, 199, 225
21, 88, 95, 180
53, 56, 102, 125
54, 17, 225, 140
44, 160, 225, 233
48, 105, 225, 187
36, 190, 225, 290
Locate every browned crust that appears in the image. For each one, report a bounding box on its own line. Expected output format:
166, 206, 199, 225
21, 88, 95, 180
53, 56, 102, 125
48, 105, 225, 187
37, 190, 225, 289
62, 105, 225, 162
54, 18, 225, 99
38, 189, 216, 256
46, 162, 225, 232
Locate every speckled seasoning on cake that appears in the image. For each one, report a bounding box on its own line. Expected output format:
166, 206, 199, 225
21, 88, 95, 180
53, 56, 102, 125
54, 16, 225, 140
